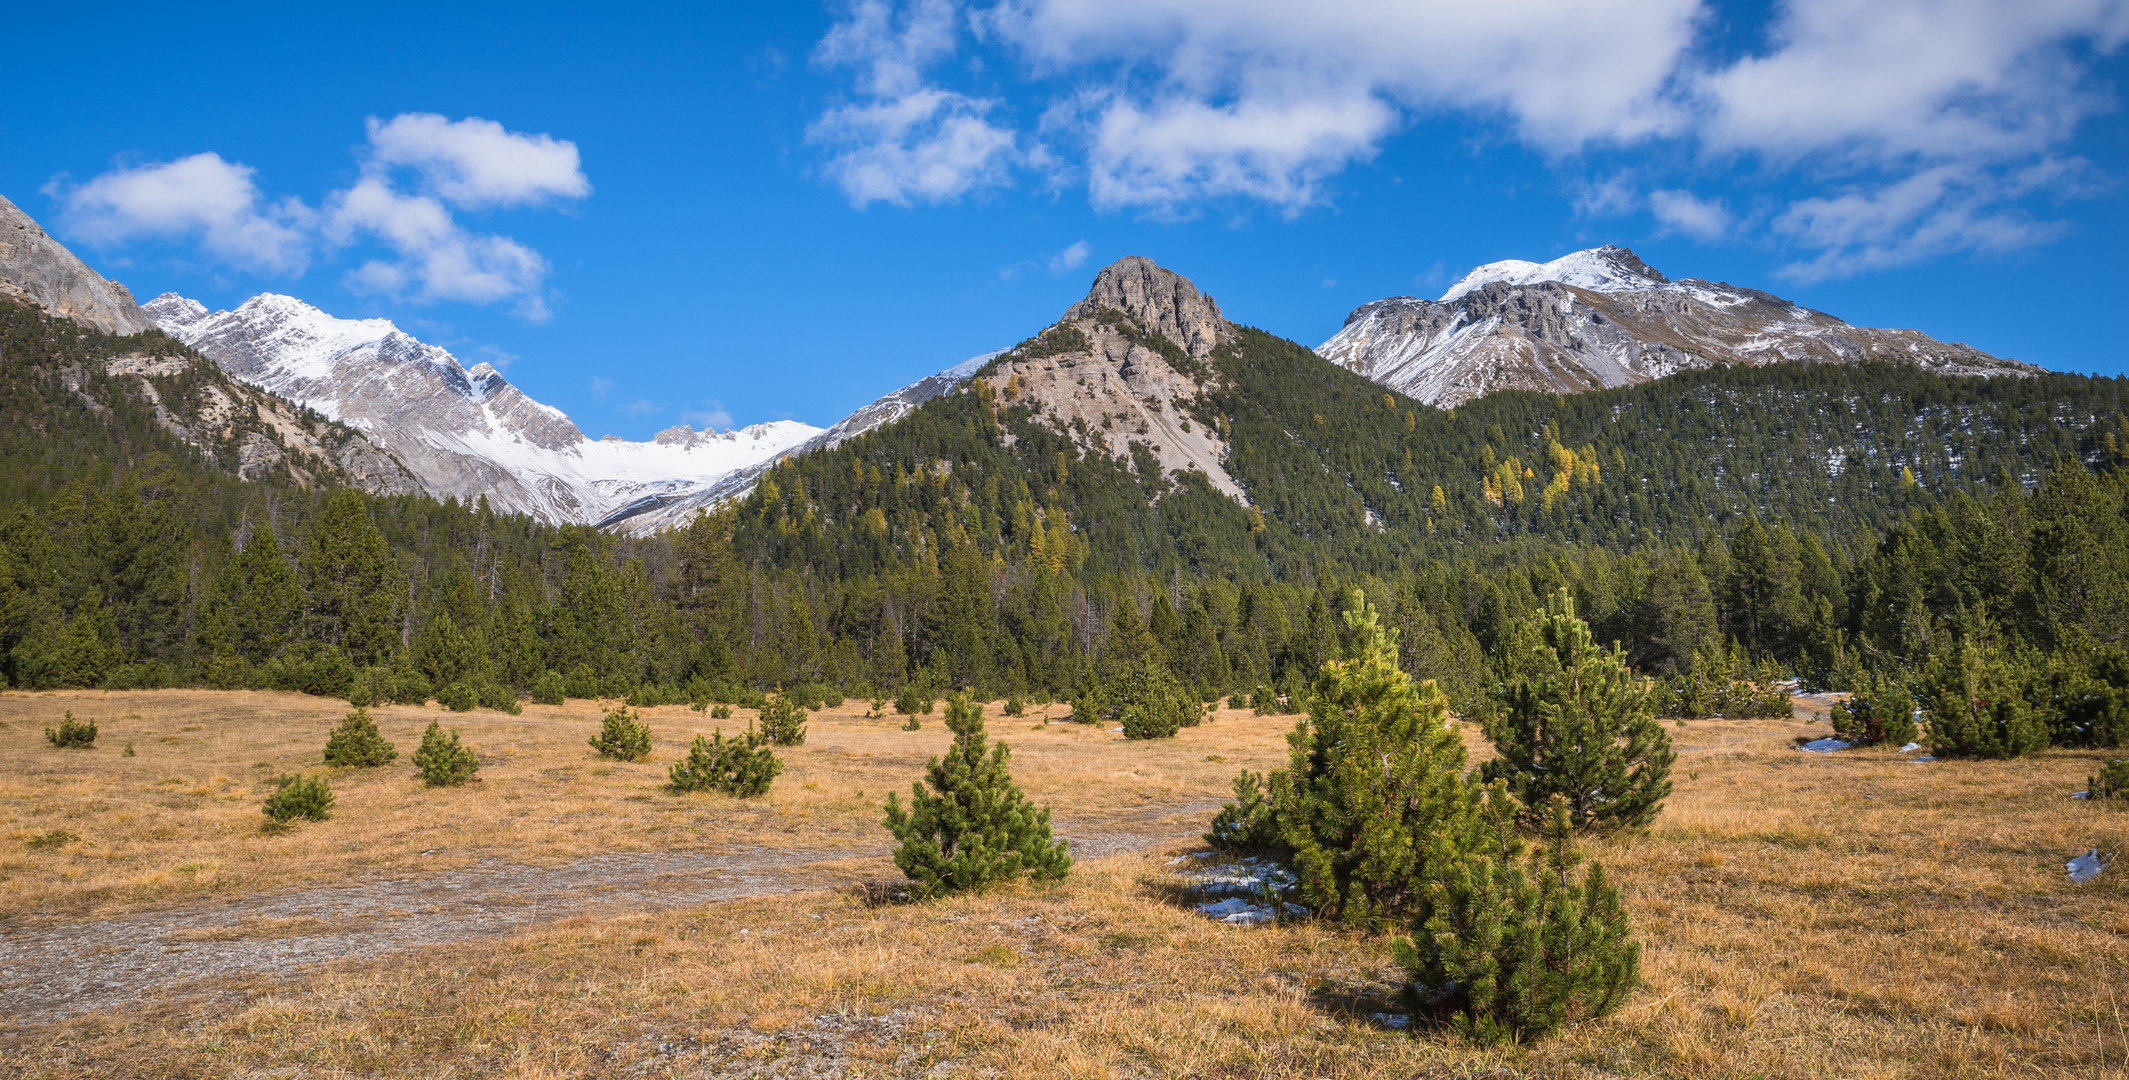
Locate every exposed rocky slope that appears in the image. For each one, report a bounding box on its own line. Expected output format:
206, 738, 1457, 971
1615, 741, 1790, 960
1318, 246, 2036, 407
0, 193, 156, 336
979, 256, 1245, 501
147, 292, 822, 524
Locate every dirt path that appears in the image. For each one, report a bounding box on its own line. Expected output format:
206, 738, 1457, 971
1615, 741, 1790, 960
0, 809, 1217, 1025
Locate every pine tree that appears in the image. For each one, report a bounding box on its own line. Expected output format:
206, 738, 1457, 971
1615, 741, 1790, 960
323, 707, 397, 767
1267, 598, 1485, 930
1400, 793, 1639, 1045
1116, 660, 1199, 739
1830, 668, 1918, 746
45, 710, 96, 748
1205, 769, 1272, 852
759, 692, 808, 745
882, 693, 1070, 898
1482, 590, 1674, 834
413, 721, 478, 786
1921, 637, 2049, 758
589, 705, 654, 761
263, 773, 335, 822
668, 724, 781, 796
305, 491, 406, 667
531, 670, 566, 706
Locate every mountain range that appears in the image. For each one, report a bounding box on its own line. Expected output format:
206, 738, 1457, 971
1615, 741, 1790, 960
0, 192, 2043, 532
1315, 246, 2031, 407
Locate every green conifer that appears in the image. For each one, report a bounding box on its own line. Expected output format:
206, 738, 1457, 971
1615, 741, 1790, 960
531, 670, 566, 706
589, 705, 654, 760
759, 693, 808, 746
1400, 793, 1639, 1045
668, 724, 781, 796
1922, 637, 2049, 758
45, 710, 96, 748
323, 707, 397, 767
263, 773, 335, 822
1830, 668, 1918, 746
883, 693, 1070, 898
413, 721, 478, 786
1267, 599, 1482, 929
1205, 769, 1272, 852
1482, 590, 1674, 834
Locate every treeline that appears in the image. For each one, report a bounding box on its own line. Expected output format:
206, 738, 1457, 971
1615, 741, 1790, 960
0, 297, 2123, 737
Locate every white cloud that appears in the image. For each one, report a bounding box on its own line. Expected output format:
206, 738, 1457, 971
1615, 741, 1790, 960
1648, 189, 1731, 240
1699, 0, 2129, 165
1772, 164, 2070, 281
809, 0, 1023, 206
53, 153, 311, 273
327, 178, 552, 318
589, 376, 614, 399
365, 113, 591, 208
1047, 239, 1091, 274
810, 89, 1020, 206
684, 403, 735, 430
56, 115, 587, 317
811, 0, 2129, 273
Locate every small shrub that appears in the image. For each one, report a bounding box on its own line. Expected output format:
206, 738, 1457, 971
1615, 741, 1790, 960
589, 705, 653, 761
45, 711, 96, 748
822, 686, 846, 709
435, 683, 478, 712
1923, 639, 2049, 759
563, 664, 600, 700
786, 683, 827, 711
668, 725, 782, 796
25, 829, 80, 850
531, 670, 566, 705
759, 694, 808, 746
263, 773, 335, 822
2091, 759, 2129, 801
1004, 695, 1026, 717
712, 703, 733, 719
1205, 769, 1272, 852
894, 686, 932, 717
475, 681, 522, 715
413, 722, 478, 786
1117, 664, 1199, 740
902, 712, 922, 731
123, 741, 135, 757
1831, 669, 1918, 746
387, 668, 433, 707
883, 693, 1071, 898
323, 708, 397, 767
868, 696, 888, 718
1399, 793, 1640, 1046
347, 667, 385, 708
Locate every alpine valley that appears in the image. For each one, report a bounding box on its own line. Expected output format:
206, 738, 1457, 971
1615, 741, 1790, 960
0, 186, 2122, 722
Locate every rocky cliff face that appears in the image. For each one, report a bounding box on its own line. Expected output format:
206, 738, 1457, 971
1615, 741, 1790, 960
0, 193, 157, 336
983, 256, 1245, 501
1318, 246, 2035, 407
146, 292, 822, 524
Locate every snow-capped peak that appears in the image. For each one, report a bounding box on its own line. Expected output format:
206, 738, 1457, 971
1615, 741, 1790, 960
1438, 245, 1668, 303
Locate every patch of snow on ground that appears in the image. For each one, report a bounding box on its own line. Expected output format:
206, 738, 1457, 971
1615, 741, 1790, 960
1798, 738, 1852, 753
1180, 857, 1304, 925
2068, 849, 2108, 883
1899, 742, 1922, 753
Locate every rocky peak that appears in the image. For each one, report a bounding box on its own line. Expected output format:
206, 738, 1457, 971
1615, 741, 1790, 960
0, 193, 157, 336
1064, 256, 1228, 359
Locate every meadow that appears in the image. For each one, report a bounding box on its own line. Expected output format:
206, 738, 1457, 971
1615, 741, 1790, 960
4, 689, 2128, 1078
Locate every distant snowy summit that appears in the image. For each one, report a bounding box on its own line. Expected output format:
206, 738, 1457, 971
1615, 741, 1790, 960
146, 292, 825, 525
1318, 245, 2035, 408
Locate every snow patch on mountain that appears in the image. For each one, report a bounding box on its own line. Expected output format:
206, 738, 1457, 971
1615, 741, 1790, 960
1438, 245, 1667, 303
145, 291, 824, 525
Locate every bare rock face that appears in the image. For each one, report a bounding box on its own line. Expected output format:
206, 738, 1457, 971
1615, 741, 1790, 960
988, 256, 1244, 501
1319, 246, 2036, 407
0, 193, 157, 336
1064, 255, 1227, 359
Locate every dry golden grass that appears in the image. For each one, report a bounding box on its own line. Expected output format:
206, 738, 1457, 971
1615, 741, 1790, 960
0, 689, 1287, 922
7, 693, 2129, 1078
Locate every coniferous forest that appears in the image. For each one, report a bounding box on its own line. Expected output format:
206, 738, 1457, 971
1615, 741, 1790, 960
4, 293, 2126, 752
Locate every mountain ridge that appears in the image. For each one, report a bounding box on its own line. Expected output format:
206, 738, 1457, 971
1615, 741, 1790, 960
1318, 245, 2036, 407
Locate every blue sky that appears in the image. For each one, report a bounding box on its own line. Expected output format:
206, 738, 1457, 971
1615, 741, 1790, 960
5, 1, 2125, 438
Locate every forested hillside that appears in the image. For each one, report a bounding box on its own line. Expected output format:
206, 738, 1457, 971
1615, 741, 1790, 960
2, 295, 2124, 751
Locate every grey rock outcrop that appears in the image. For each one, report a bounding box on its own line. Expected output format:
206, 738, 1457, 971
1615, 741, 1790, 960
0, 193, 157, 336
1064, 255, 1227, 359
1319, 246, 2036, 407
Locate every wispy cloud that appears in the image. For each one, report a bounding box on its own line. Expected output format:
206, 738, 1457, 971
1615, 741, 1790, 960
1047, 239, 1091, 275
589, 375, 614, 399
